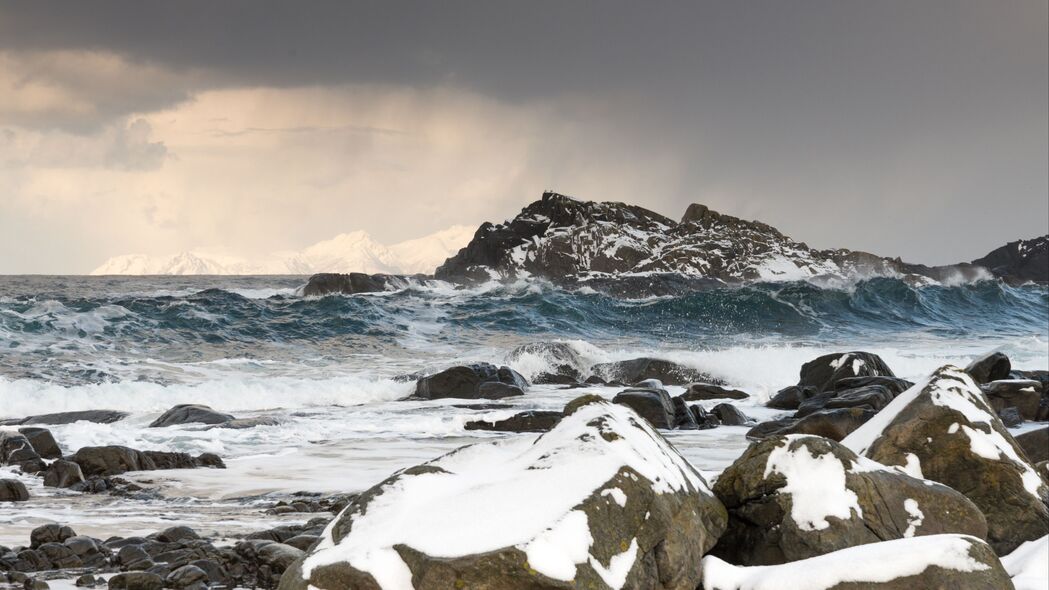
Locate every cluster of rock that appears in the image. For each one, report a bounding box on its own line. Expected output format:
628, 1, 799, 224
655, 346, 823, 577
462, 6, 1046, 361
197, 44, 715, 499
0, 520, 329, 590
277, 386, 1044, 590
0, 413, 228, 503
300, 192, 1048, 297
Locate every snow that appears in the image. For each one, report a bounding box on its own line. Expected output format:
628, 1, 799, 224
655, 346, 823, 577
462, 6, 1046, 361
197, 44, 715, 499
762, 436, 861, 531
298, 401, 708, 588
903, 498, 924, 537
702, 534, 991, 590
1001, 535, 1049, 590
590, 538, 639, 590
600, 487, 628, 507
90, 225, 473, 275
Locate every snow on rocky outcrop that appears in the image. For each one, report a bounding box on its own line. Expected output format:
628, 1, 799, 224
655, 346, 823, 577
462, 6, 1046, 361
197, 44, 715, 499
971, 235, 1049, 284
90, 226, 473, 276
278, 397, 727, 590
434, 192, 999, 287
702, 534, 1012, 590
842, 365, 1049, 554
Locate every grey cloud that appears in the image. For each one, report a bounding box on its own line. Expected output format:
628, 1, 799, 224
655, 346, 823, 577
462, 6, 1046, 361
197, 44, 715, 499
105, 119, 168, 171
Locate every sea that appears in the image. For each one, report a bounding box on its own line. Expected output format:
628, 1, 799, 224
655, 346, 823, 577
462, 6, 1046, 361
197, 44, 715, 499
1, 275, 1047, 546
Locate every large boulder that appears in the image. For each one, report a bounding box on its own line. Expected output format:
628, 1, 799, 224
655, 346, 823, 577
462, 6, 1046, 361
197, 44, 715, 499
702, 534, 1012, 590
965, 352, 1012, 385
43, 460, 86, 488
711, 435, 988, 566
301, 273, 415, 296
797, 352, 895, 393
842, 365, 1049, 554
1015, 428, 1048, 465
278, 399, 727, 590
0, 431, 45, 473
149, 405, 236, 428
612, 387, 679, 429
413, 363, 528, 400
592, 358, 719, 386
765, 408, 875, 442
71, 446, 225, 477
0, 479, 29, 502
17, 428, 62, 459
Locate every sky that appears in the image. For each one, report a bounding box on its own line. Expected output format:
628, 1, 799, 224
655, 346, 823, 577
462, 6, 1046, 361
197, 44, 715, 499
0, 1, 1046, 274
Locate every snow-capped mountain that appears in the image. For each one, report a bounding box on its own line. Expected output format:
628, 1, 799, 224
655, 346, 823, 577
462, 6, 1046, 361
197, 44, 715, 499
90, 226, 473, 275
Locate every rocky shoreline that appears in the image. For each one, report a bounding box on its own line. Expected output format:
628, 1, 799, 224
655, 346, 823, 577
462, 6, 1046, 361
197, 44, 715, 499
2, 347, 1047, 589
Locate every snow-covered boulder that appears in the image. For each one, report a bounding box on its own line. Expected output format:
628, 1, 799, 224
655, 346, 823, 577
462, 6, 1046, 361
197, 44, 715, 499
843, 365, 1049, 554
702, 534, 1012, 590
278, 399, 727, 590
1001, 535, 1048, 590
710, 435, 987, 566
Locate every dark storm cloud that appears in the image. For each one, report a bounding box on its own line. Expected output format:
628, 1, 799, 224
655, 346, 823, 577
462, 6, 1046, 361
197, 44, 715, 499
0, 0, 1045, 267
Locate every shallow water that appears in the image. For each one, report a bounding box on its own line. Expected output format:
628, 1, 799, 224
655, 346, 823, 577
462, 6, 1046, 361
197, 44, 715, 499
1, 275, 1046, 546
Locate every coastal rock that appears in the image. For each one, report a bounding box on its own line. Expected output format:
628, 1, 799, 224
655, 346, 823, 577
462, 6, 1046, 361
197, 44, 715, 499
795, 383, 896, 417
680, 384, 749, 401
592, 357, 719, 386
17, 428, 62, 459
506, 342, 585, 381
842, 365, 1049, 554
965, 352, 1012, 385
612, 385, 701, 430
981, 379, 1042, 421
0, 479, 29, 502
0, 431, 46, 473
744, 418, 799, 441
702, 534, 1012, 590
711, 435, 988, 566
149, 405, 236, 428
278, 399, 727, 590
165, 565, 209, 590
301, 273, 415, 296
768, 408, 876, 442
464, 410, 563, 433
710, 404, 752, 426
797, 352, 895, 393
71, 446, 225, 477
412, 363, 528, 400
31, 524, 77, 549
7, 410, 128, 426
765, 385, 816, 410
970, 235, 1049, 284
43, 460, 86, 488
1015, 428, 1048, 464
108, 572, 164, 590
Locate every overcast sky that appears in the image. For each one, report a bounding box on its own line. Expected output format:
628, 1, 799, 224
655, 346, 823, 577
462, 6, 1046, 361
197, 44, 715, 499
1, 1, 1046, 273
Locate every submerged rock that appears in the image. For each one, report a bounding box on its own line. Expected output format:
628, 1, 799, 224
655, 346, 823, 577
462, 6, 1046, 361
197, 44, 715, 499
149, 405, 236, 428
412, 363, 528, 400
71, 446, 225, 477
711, 435, 987, 566
842, 365, 1049, 554
702, 534, 1012, 590
5, 410, 128, 426
279, 398, 727, 590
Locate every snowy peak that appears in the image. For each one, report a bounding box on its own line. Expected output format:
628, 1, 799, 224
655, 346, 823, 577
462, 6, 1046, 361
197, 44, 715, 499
90, 226, 472, 276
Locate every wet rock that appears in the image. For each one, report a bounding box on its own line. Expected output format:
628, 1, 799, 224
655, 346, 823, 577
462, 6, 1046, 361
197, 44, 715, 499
301, 273, 414, 296
9, 411, 128, 426
30, 525, 77, 549
745, 418, 798, 441
64, 536, 107, 568
766, 385, 817, 410
506, 342, 585, 381
680, 383, 749, 401
464, 410, 563, 433
71, 446, 225, 477
769, 407, 876, 442
592, 357, 720, 386
797, 351, 896, 393
412, 363, 529, 400
107, 572, 164, 590
283, 535, 319, 552
612, 386, 678, 429
981, 379, 1042, 421
279, 399, 727, 590
965, 351, 1012, 384
711, 435, 988, 565
153, 526, 200, 544
999, 406, 1024, 428
17, 428, 61, 459
0, 479, 29, 502
842, 365, 1049, 554
1015, 427, 1048, 464
796, 384, 896, 418
830, 375, 913, 395
35, 543, 81, 569
75, 574, 100, 587
165, 565, 209, 590
204, 416, 281, 429
689, 405, 722, 430
702, 534, 1013, 590
0, 432, 46, 473
710, 403, 752, 426
149, 405, 235, 428
43, 460, 86, 489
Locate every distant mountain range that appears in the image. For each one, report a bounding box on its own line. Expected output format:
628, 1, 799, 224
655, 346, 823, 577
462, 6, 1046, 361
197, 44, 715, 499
91, 226, 474, 276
